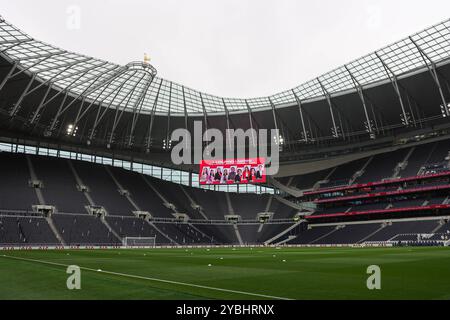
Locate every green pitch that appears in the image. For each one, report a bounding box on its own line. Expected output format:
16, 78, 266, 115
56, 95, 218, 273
0, 247, 449, 300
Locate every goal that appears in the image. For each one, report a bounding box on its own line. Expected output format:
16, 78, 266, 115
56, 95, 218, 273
122, 236, 156, 247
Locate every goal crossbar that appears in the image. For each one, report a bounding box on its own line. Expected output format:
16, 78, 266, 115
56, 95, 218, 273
122, 236, 156, 247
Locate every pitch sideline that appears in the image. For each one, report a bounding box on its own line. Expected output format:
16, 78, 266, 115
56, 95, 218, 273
0, 254, 292, 300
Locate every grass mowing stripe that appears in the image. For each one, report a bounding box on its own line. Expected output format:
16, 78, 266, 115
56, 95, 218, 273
0, 254, 292, 300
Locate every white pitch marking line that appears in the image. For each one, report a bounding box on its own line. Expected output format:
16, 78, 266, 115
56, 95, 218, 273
1, 254, 292, 300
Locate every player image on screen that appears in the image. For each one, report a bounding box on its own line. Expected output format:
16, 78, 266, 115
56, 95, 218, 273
200, 167, 209, 183
221, 168, 229, 183
207, 169, 215, 184
228, 166, 237, 181
214, 167, 222, 182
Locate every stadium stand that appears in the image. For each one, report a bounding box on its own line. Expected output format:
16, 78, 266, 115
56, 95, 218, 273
0, 216, 58, 245
31, 155, 88, 213
228, 193, 270, 219
2, 140, 450, 247
107, 167, 175, 218
1, 16, 450, 249
269, 198, 297, 219
292, 169, 333, 190
52, 214, 121, 245
105, 216, 171, 244
0, 153, 38, 211
71, 160, 135, 216
187, 189, 230, 220
320, 158, 369, 188
354, 149, 410, 183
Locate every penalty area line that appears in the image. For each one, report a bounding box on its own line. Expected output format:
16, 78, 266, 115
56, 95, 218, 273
0, 254, 292, 300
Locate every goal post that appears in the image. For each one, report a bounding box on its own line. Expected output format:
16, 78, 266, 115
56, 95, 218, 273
123, 236, 156, 247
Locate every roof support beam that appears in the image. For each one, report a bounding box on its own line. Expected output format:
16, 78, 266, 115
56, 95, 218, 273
0, 61, 17, 93
166, 82, 173, 147
268, 98, 281, 149
292, 90, 308, 142
145, 79, 163, 152
317, 78, 339, 138
27, 56, 91, 78
199, 93, 210, 141
409, 36, 448, 116
271, 98, 297, 152
30, 62, 110, 127
12, 50, 66, 63
20, 57, 92, 99
221, 98, 233, 151
9, 74, 36, 116
48, 92, 71, 132
375, 52, 410, 125
50, 61, 109, 86
75, 66, 127, 98
73, 75, 118, 127
107, 73, 146, 146
9, 59, 92, 119
182, 86, 188, 132
29, 84, 52, 124
107, 88, 136, 146
33, 62, 110, 112
127, 74, 154, 147
48, 65, 124, 130
88, 71, 138, 142
0, 39, 33, 54
180, 86, 191, 154
10, 52, 66, 78
244, 100, 256, 147
0, 39, 28, 45
344, 65, 375, 136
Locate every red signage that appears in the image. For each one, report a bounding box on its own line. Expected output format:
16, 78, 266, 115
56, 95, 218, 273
199, 158, 266, 185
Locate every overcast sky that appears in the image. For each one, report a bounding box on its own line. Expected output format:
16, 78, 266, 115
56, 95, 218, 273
2, 0, 450, 98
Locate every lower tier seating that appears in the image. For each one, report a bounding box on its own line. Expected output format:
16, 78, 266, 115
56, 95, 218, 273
0, 216, 58, 245
52, 214, 121, 245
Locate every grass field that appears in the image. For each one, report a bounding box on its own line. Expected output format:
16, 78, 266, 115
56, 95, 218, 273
0, 247, 449, 300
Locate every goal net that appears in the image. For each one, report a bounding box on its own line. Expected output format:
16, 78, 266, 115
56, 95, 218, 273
123, 236, 156, 247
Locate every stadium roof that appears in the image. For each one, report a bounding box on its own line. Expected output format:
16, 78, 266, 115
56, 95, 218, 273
0, 15, 449, 116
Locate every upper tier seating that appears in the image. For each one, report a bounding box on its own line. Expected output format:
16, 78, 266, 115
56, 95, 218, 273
355, 149, 410, 183
400, 143, 435, 177
72, 160, 135, 216
107, 167, 174, 218
292, 169, 332, 190
320, 158, 368, 188
0, 152, 37, 211
425, 139, 450, 164
153, 180, 204, 219
188, 188, 229, 220
228, 193, 270, 219
31, 155, 88, 213
269, 198, 296, 219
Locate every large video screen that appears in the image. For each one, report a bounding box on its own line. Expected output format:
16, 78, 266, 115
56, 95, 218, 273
199, 158, 266, 185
